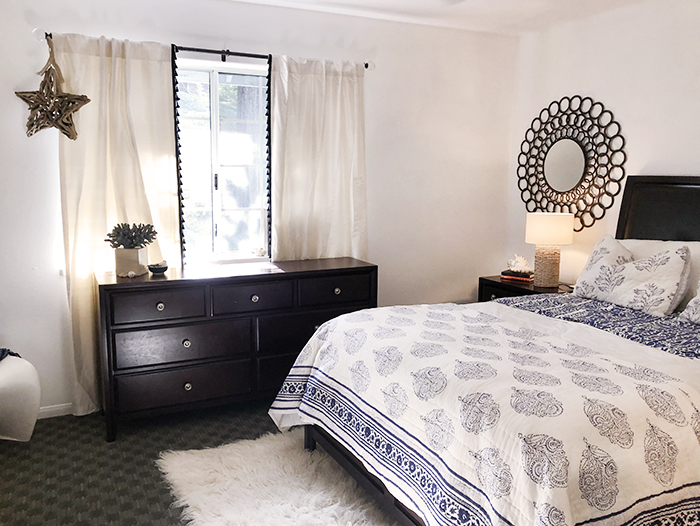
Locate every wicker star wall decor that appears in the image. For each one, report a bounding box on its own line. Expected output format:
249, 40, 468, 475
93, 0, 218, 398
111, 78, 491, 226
15, 34, 90, 141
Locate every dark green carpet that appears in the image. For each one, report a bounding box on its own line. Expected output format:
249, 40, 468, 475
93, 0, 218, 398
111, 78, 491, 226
0, 399, 279, 526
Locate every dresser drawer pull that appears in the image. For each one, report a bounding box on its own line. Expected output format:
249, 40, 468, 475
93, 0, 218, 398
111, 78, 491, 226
183, 382, 193, 391
251, 294, 260, 303
314, 325, 320, 331
182, 339, 191, 348
156, 302, 166, 312
490, 294, 497, 300
334, 287, 342, 295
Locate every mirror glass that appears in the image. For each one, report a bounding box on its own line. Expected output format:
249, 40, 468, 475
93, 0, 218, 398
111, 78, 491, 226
544, 139, 585, 192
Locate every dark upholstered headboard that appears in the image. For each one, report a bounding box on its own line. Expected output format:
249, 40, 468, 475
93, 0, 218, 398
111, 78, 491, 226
616, 176, 700, 241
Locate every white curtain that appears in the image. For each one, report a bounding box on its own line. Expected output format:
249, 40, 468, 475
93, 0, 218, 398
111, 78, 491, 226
271, 56, 368, 261
54, 34, 179, 415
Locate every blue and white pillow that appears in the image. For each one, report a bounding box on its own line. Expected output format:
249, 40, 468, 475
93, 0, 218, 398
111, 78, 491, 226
620, 239, 700, 310
574, 235, 692, 317
679, 280, 700, 324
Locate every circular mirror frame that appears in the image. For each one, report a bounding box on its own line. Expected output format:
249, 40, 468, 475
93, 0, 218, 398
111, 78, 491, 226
517, 95, 626, 231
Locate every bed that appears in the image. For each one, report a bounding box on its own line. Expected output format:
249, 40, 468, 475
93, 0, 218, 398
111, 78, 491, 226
269, 176, 700, 526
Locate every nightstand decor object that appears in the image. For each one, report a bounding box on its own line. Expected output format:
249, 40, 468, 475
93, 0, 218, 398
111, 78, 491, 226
525, 213, 574, 288
500, 254, 533, 282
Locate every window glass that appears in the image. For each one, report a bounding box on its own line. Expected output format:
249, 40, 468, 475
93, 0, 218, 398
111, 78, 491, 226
219, 166, 262, 209
174, 56, 270, 265
219, 210, 264, 254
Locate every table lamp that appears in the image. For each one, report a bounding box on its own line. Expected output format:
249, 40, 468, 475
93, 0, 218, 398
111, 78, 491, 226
525, 213, 574, 288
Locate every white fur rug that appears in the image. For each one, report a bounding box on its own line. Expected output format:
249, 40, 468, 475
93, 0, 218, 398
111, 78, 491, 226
157, 428, 398, 526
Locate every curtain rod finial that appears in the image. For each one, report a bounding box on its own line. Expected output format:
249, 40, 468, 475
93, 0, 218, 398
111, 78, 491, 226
31, 28, 48, 42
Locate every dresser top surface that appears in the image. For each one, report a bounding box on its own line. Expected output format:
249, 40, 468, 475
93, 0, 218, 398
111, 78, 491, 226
95, 257, 376, 288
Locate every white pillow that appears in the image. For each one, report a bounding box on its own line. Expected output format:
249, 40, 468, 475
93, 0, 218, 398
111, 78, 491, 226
679, 281, 700, 324
620, 239, 700, 311
574, 235, 692, 317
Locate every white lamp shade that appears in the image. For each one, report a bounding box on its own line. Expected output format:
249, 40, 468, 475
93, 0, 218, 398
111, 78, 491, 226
525, 213, 574, 246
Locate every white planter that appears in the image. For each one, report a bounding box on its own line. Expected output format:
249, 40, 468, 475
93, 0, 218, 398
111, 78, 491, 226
114, 248, 148, 277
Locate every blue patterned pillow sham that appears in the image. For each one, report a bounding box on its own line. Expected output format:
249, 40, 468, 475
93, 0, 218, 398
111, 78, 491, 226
573, 235, 692, 317
679, 279, 700, 324
496, 294, 700, 359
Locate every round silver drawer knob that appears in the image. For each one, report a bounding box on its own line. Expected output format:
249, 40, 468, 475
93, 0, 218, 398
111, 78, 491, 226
182, 339, 191, 348
184, 382, 193, 391
490, 294, 497, 301
313, 325, 320, 331
251, 294, 260, 303
156, 302, 165, 311
334, 287, 341, 295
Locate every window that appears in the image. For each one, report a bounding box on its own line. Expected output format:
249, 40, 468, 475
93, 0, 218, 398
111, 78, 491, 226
173, 48, 271, 265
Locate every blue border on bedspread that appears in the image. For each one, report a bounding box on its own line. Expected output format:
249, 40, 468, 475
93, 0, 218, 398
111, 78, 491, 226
495, 294, 700, 359
273, 366, 507, 526
273, 363, 700, 526
271, 300, 700, 526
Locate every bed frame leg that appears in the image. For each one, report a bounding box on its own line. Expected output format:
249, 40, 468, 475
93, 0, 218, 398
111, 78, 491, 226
303, 425, 316, 451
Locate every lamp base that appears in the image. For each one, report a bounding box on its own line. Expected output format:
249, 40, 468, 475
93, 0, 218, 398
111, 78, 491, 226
534, 244, 560, 288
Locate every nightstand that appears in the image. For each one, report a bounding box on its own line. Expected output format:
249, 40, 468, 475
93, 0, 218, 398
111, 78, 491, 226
478, 275, 572, 302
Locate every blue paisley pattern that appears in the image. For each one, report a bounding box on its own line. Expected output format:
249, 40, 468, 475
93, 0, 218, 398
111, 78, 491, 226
422, 409, 455, 452
519, 433, 569, 488
510, 388, 564, 418
470, 447, 513, 499
270, 301, 700, 526
496, 294, 700, 359
579, 438, 619, 511
534, 502, 568, 526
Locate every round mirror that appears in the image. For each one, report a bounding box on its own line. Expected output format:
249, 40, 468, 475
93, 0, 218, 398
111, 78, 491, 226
544, 139, 585, 192
517, 95, 626, 231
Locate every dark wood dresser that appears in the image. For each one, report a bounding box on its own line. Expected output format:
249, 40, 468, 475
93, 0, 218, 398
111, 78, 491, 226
97, 257, 377, 441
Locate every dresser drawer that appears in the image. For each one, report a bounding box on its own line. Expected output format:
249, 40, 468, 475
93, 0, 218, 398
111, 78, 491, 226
258, 308, 351, 356
298, 274, 371, 307
213, 281, 294, 314
479, 283, 534, 302
111, 287, 206, 324
113, 319, 252, 370
115, 360, 254, 413
258, 354, 298, 392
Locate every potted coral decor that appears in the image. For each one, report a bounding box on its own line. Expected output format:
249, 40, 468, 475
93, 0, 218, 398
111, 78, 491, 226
105, 223, 157, 277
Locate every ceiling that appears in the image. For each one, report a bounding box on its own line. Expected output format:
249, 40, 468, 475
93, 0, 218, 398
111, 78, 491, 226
227, 0, 644, 34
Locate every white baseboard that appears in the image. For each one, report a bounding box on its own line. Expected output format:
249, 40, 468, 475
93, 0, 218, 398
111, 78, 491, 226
39, 403, 73, 419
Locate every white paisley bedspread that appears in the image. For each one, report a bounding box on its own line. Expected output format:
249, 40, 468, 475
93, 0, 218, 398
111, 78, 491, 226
269, 301, 700, 526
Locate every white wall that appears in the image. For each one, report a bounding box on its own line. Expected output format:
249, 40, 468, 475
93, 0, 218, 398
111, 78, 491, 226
506, 0, 700, 284
1, 0, 518, 413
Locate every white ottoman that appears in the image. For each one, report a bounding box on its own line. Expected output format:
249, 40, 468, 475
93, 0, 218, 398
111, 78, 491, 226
0, 356, 41, 441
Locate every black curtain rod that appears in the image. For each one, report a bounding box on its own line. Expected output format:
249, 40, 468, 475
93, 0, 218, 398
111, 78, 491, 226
173, 45, 269, 62
174, 44, 372, 69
